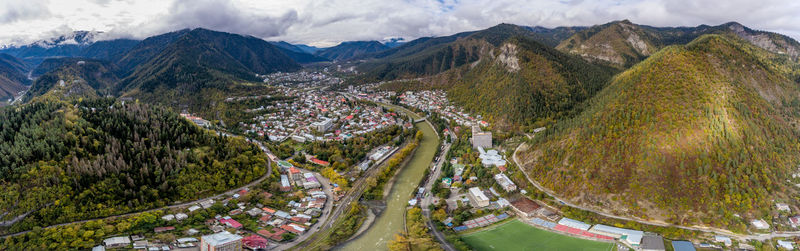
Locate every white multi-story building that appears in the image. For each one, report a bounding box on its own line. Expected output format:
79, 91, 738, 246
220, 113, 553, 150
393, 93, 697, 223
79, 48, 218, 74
468, 187, 490, 208
200, 231, 243, 251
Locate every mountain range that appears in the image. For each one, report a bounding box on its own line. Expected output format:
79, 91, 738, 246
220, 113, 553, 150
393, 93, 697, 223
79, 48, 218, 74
0, 17, 799, 233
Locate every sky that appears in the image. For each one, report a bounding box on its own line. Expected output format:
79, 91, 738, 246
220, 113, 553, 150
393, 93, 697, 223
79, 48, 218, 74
1, 0, 800, 47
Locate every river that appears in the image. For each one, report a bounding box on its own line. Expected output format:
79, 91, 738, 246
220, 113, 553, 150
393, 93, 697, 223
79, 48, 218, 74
338, 104, 439, 251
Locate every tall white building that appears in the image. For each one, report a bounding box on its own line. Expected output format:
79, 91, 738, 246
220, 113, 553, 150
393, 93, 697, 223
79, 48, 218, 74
468, 187, 490, 208
201, 231, 243, 251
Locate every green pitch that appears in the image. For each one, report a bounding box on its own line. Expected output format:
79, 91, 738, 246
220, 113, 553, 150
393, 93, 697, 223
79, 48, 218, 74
460, 219, 616, 251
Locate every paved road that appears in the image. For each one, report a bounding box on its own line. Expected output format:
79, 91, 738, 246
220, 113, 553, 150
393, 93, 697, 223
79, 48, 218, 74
511, 137, 800, 241
420, 129, 456, 251
0, 131, 273, 239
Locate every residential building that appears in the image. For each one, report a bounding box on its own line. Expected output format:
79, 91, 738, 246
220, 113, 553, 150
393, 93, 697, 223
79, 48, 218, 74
467, 187, 489, 208
241, 235, 268, 250
280, 175, 291, 192
103, 236, 131, 248
493, 173, 516, 192
200, 231, 243, 251
714, 236, 732, 247
778, 240, 795, 250
751, 219, 770, 229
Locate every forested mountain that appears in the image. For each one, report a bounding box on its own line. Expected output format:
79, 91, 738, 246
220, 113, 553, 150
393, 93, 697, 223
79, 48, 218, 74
556, 20, 800, 68
294, 44, 323, 54
116, 28, 299, 124
79, 39, 140, 62
524, 25, 588, 46
268, 41, 329, 63
114, 29, 190, 75
0, 54, 31, 102
315, 40, 390, 61
0, 98, 268, 233
119, 28, 300, 94
443, 36, 614, 129
359, 23, 565, 81
519, 34, 800, 230
23, 59, 119, 102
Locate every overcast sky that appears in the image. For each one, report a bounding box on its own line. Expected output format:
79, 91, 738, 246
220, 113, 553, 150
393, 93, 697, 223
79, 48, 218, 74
1, 0, 799, 47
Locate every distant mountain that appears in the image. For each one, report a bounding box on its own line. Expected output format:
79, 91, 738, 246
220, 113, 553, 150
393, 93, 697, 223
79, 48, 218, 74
383, 38, 407, 48
359, 24, 538, 81
117, 28, 300, 121
268, 41, 329, 63
24, 59, 119, 102
114, 29, 190, 75
371, 23, 615, 128
0, 54, 31, 101
524, 26, 588, 47
294, 44, 323, 54
0, 31, 102, 65
556, 20, 800, 68
80, 39, 140, 61
520, 34, 800, 229
314, 41, 390, 61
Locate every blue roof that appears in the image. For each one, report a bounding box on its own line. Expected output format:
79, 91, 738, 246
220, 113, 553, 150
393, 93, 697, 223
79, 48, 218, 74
672, 241, 696, 251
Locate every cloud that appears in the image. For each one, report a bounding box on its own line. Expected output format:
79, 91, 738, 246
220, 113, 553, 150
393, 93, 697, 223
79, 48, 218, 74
110, 0, 299, 40
0, 0, 51, 24
1, 0, 800, 47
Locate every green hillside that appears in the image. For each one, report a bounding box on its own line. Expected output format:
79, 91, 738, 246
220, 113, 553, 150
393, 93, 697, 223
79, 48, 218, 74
444, 36, 614, 129
314, 40, 389, 61
24, 59, 119, 103
118, 28, 299, 125
0, 54, 30, 102
519, 34, 800, 230
0, 98, 267, 233
359, 24, 537, 81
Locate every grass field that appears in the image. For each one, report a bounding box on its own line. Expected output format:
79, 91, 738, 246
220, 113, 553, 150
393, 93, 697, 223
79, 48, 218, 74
460, 219, 616, 251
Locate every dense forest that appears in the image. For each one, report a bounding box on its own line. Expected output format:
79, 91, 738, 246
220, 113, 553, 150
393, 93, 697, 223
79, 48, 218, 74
444, 36, 615, 130
520, 35, 800, 229
0, 98, 268, 234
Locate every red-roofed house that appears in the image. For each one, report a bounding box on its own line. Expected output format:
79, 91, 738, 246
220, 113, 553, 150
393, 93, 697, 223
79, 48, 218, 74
291, 216, 309, 224
267, 229, 285, 241
259, 215, 272, 224
262, 207, 276, 215
310, 158, 330, 167
497, 165, 507, 172
219, 218, 242, 229
242, 235, 268, 249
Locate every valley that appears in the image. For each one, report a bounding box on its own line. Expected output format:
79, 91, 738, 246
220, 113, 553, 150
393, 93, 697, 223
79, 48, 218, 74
2, 11, 800, 251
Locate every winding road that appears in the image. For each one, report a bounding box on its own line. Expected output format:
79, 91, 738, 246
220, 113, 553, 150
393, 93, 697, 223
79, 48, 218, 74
0, 131, 273, 240
512, 135, 800, 242
420, 129, 456, 251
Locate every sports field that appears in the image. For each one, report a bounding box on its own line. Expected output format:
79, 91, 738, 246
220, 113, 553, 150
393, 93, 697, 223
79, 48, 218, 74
460, 219, 616, 251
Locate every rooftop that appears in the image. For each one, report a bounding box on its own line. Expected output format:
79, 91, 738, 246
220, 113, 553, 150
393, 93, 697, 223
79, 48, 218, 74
201, 231, 242, 246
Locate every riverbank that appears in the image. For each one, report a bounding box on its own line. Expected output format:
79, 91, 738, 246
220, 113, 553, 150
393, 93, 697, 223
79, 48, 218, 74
339, 104, 440, 251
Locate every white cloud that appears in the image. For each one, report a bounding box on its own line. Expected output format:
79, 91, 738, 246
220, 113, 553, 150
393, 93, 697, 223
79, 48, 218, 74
0, 0, 799, 47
